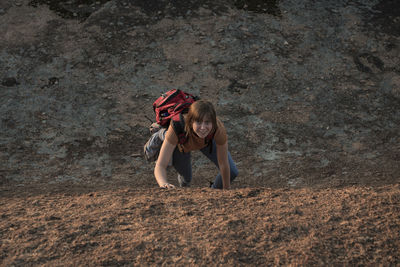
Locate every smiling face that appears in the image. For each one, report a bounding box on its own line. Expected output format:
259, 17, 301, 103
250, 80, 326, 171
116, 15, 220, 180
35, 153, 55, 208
192, 116, 213, 138
184, 100, 217, 139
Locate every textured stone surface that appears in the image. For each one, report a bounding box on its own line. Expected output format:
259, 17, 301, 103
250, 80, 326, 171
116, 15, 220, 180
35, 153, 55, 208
0, 0, 399, 188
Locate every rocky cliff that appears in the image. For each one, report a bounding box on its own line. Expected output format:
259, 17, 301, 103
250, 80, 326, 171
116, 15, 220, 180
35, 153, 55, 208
1, 0, 399, 189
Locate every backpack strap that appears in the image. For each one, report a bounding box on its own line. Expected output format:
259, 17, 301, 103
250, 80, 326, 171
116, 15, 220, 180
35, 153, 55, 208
171, 113, 187, 145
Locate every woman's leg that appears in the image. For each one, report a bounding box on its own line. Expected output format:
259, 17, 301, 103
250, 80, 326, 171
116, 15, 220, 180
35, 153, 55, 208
172, 148, 192, 187
200, 140, 238, 189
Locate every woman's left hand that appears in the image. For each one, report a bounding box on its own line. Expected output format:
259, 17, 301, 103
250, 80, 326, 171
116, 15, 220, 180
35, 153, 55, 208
216, 142, 231, 189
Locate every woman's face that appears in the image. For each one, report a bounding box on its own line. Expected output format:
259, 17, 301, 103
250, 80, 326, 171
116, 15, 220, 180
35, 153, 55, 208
192, 117, 213, 138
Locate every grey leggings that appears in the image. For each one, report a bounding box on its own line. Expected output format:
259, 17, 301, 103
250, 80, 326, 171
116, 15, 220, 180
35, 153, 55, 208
172, 140, 238, 189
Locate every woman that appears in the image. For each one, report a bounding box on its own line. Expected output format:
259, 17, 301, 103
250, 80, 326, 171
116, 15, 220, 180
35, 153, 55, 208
154, 100, 238, 189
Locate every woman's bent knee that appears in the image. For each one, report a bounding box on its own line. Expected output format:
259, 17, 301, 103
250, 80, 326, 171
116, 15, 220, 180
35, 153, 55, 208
230, 167, 238, 180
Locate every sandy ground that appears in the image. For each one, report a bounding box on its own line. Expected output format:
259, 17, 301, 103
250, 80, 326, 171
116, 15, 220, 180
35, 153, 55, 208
1, 184, 400, 266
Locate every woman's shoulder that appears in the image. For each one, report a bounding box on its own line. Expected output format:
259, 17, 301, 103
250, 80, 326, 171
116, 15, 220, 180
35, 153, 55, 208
214, 117, 227, 144
216, 117, 226, 129
165, 123, 179, 145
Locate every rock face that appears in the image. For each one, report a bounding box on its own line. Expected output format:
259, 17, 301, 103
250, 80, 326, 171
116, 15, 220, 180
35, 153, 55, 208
0, 0, 399, 188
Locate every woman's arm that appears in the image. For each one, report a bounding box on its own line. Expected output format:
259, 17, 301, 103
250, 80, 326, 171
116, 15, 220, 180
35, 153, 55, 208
216, 142, 230, 190
154, 139, 176, 188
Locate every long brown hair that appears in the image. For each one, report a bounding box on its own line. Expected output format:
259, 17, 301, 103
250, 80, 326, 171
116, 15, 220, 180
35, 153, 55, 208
184, 100, 217, 137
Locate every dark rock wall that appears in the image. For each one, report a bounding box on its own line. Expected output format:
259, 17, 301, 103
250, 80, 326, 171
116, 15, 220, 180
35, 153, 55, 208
0, 0, 399, 188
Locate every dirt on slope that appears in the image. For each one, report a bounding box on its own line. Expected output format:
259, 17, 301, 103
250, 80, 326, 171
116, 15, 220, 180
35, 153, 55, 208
1, 185, 400, 266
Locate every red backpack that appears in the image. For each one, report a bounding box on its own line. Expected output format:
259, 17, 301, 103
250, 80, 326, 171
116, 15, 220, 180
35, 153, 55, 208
152, 89, 215, 147
153, 89, 197, 127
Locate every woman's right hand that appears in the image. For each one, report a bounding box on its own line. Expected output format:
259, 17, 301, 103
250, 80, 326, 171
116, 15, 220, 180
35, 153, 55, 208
154, 138, 177, 188
161, 183, 175, 189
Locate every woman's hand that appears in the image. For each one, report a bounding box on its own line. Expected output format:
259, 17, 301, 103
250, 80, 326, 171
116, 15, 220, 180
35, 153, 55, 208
154, 138, 176, 187
161, 183, 175, 189
216, 142, 231, 189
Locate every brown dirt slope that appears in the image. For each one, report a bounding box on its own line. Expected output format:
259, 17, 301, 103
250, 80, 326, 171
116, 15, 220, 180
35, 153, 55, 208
1, 184, 400, 266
